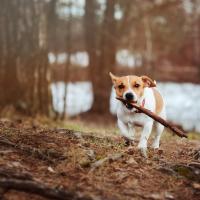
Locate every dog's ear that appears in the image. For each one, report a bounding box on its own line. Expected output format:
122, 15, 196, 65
141, 75, 156, 87
109, 72, 118, 84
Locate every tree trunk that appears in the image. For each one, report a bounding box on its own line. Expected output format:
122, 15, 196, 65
0, 0, 21, 106
61, 1, 72, 120
85, 0, 117, 115
192, 0, 200, 76
143, 16, 155, 77
0, 0, 53, 116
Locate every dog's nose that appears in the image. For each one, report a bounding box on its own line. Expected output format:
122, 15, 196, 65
125, 93, 134, 100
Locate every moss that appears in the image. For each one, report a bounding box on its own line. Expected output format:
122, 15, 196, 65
79, 158, 91, 168
187, 132, 200, 140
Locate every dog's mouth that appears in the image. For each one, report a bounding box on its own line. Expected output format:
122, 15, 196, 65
125, 103, 134, 110
124, 100, 137, 110
116, 97, 138, 110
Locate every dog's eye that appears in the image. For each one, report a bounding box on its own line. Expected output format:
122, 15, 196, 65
118, 84, 125, 89
134, 83, 140, 88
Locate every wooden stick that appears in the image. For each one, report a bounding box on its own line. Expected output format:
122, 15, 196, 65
116, 97, 187, 138
0, 178, 92, 200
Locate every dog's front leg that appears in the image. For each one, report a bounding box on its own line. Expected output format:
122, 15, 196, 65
138, 121, 153, 157
118, 119, 135, 142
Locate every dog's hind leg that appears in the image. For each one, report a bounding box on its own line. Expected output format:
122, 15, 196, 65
152, 109, 166, 149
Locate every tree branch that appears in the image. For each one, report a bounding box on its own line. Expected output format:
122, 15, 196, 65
116, 97, 187, 138
0, 178, 91, 200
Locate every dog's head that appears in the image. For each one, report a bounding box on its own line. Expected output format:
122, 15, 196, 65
109, 72, 156, 102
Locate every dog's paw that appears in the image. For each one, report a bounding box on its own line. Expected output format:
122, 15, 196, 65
138, 147, 148, 158
123, 137, 135, 146
151, 143, 160, 149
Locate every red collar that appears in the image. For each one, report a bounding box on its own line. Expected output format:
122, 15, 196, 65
141, 99, 145, 107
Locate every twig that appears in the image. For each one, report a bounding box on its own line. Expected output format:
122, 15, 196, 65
0, 178, 92, 200
90, 153, 124, 171
116, 97, 187, 138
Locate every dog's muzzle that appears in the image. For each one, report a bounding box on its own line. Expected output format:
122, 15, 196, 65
125, 92, 134, 101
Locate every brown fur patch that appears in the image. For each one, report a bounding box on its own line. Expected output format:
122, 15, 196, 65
111, 76, 129, 98
141, 75, 156, 87
153, 89, 164, 114
129, 76, 145, 98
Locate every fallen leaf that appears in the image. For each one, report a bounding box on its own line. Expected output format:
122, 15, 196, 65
48, 166, 55, 173
126, 157, 137, 165
164, 191, 174, 199
192, 182, 200, 190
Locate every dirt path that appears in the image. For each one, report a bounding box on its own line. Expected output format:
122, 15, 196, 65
0, 120, 199, 200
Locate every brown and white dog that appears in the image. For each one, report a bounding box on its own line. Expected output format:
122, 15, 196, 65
110, 72, 166, 156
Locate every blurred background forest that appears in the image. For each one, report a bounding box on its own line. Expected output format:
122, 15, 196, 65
0, 0, 200, 132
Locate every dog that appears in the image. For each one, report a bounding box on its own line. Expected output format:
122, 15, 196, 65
109, 72, 166, 156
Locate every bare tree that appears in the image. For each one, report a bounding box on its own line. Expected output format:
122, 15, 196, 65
61, 1, 73, 120
192, 0, 200, 74
85, 0, 117, 114
0, 0, 53, 116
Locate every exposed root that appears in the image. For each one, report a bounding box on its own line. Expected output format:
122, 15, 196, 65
0, 178, 92, 200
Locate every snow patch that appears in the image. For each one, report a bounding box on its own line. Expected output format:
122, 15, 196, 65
51, 82, 93, 116
51, 81, 200, 133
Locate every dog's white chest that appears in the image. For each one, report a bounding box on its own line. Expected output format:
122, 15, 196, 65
119, 111, 148, 126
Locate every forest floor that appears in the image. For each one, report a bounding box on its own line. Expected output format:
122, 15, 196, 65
0, 117, 199, 200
